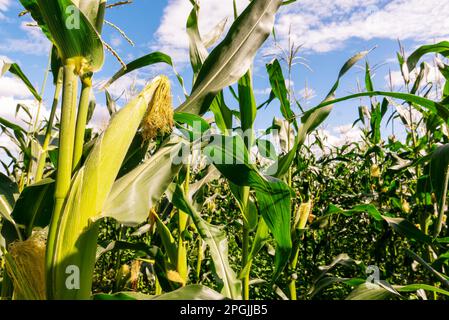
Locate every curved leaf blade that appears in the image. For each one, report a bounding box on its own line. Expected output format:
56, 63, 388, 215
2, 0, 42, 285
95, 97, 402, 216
177, 0, 283, 115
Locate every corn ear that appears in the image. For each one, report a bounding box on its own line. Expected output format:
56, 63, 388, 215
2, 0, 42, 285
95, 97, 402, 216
46, 76, 170, 299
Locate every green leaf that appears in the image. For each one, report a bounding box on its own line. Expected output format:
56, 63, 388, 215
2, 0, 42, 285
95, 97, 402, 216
407, 41, 449, 72
323, 204, 433, 244
398, 284, 449, 297
105, 90, 117, 115
103, 52, 185, 91
239, 218, 270, 278
429, 144, 449, 235
405, 249, 449, 288
256, 139, 277, 161
10, 179, 55, 238
266, 59, 295, 124
2, 62, 42, 101
18, 0, 52, 40
210, 91, 233, 133
116, 133, 150, 178
238, 71, 257, 132
270, 51, 369, 178
308, 91, 449, 121
382, 216, 433, 245
309, 277, 360, 298
77, 0, 106, 32
346, 281, 449, 300
297, 104, 333, 146
101, 138, 185, 226
93, 285, 225, 300
325, 50, 371, 100
177, 0, 283, 115
365, 62, 374, 92
37, 0, 104, 72
0, 173, 18, 223
174, 112, 210, 134
204, 134, 292, 280
299, 50, 371, 130
186, 4, 209, 81
346, 282, 401, 300
153, 213, 178, 267
172, 185, 242, 299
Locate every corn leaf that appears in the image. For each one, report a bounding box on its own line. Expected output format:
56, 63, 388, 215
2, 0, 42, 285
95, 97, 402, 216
429, 144, 449, 235
171, 184, 242, 300
238, 71, 257, 132
153, 213, 178, 267
93, 285, 225, 300
407, 41, 449, 72
18, 0, 52, 40
186, 4, 209, 80
77, 0, 106, 32
239, 218, 270, 279
266, 59, 296, 125
37, 0, 104, 71
0, 173, 19, 239
209, 92, 233, 133
9, 179, 55, 239
308, 91, 449, 121
101, 138, 185, 226
1, 62, 42, 101
204, 134, 292, 280
346, 282, 401, 300
103, 52, 185, 91
177, 0, 283, 115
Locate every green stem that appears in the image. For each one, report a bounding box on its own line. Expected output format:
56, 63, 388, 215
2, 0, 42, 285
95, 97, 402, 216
155, 277, 162, 295
114, 225, 124, 292
435, 167, 449, 237
242, 224, 250, 300
45, 62, 78, 300
177, 163, 191, 284
241, 185, 251, 300
196, 238, 203, 281
72, 76, 92, 171
35, 67, 63, 182
288, 241, 300, 300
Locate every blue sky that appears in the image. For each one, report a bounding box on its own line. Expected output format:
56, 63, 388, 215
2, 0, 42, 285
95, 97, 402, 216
1, 0, 448, 149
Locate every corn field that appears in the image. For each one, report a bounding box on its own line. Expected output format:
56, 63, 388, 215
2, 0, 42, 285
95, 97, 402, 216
0, 0, 449, 301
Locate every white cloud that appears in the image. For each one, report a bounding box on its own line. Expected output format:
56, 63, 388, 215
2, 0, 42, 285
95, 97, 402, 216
0, 75, 34, 99
308, 124, 364, 155
254, 87, 271, 96
89, 103, 110, 132
275, 0, 449, 53
110, 35, 123, 48
0, 96, 37, 169
0, 0, 10, 20
151, 0, 248, 65
0, 0, 10, 11
95, 74, 147, 101
0, 21, 50, 56
153, 0, 449, 65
